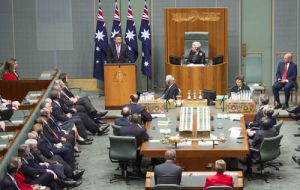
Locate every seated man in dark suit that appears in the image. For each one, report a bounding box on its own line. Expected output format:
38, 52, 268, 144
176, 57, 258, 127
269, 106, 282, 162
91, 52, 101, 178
187, 41, 206, 64
55, 78, 108, 123
272, 52, 297, 109
0, 95, 20, 121
0, 160, 22, 190
230, 75, 250, 93
246, 94, 270, 129
18, 144, 62, 190
124, 94, 152, 123
107, 33, 130, 63
154, 149, 182, 185
245, 117, 277, 175
119, 113, 149, 175
161, 75, 179, 100
119, 113, 149, 147
203, 159, 234, 190
115, 106, 131, 126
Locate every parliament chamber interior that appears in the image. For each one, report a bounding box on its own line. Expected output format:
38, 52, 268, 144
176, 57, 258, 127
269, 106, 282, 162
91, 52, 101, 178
1, 0, 300, 190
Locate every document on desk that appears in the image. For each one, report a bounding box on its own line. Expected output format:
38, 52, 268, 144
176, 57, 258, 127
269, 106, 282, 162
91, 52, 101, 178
229, 127, 241, 137
0, 144, 7, 148
152, 114, 166, 118
177, 141, 192, 147
11, 119, 23, 124
148, 139, 160, 143
159, 129, 171, 134
157, 120, 171, 126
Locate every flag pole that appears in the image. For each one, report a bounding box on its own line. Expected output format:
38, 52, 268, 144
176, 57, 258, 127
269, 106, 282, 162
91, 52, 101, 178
147, 76, 149, 91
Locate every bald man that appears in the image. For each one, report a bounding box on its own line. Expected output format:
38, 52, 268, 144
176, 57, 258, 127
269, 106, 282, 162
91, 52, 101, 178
114, 106, 131, 126
272, 53, 297, 109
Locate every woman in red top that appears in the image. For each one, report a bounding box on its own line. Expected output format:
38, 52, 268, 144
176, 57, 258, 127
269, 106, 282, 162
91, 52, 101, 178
11, 157, 47, 190
2, 58, 19, 80
203, 159, 234, 190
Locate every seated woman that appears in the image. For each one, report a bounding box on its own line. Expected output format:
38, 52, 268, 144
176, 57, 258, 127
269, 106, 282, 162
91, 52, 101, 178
161, 75, 179, 100
187, 41, 206, 64
2, 58, 19, 80
230, 75, 250, 93
203, 159, 234, 190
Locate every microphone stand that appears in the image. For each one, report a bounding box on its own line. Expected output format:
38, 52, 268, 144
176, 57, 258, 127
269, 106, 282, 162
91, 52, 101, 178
165, 98, 169, 112
221, 88, 231, 113
221, 94, 226, 113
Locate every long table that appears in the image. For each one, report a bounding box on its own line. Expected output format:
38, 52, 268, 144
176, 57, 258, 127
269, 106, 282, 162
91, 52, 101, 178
140, 108, 249, 170
145, 171, 243, 190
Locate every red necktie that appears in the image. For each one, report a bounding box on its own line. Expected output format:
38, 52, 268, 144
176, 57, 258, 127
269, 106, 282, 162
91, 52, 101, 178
282, 64, 288, 80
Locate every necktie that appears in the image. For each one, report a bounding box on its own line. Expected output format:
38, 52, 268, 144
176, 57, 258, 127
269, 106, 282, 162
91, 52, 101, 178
116, 45, 120, 58
282, 64, 288, 80
45, 122, 59, 139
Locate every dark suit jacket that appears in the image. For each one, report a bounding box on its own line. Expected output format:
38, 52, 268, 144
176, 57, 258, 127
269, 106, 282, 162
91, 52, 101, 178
230, 85, 250, 93
187, 50, 206, 64
162, 84, 179, 100
154, 161, 182, 185
276, 62, 297, 84
124, 103, 152, 122
20, 156, 47, 179
114, 117, 131, 126
251, 128, 277, 149
51, 101, 69, 122
119, 123, 149, 146
0, 174, 20, 190
107, 43, 130, 63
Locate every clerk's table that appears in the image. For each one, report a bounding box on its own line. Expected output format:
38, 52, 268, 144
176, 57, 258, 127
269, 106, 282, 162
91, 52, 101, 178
140, 106, 249, 171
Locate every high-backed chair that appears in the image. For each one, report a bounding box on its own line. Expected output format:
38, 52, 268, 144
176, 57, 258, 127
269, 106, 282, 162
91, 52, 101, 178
154, 184, 181, 190
206, 186, 233, 190
273, 120, 283, 135
111, 124, 122, 136
184, 32, 209, 61
244, 54, 266, 94
249, 135, 283, 183
108, 136, 139, 184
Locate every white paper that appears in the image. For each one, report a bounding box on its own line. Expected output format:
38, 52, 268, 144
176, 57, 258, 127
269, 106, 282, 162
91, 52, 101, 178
229, 127, 241, 137
159, 129, 171, 134
152, 114, 166, 118
0, 144, 7, 148
198, 140, 219, 146
149, 140, 160, 143
11, 120, 23, 124
177, 141, 192, 147
0, 135, 14, 140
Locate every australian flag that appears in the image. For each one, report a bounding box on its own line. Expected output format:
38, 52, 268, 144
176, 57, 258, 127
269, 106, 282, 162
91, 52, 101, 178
93, 1, 108, 81
110, 0, 122, 43
125, 0, 138, 63
138, 0, 151, 77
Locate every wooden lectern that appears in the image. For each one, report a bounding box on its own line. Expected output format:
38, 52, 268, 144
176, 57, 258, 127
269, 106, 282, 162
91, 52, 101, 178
104, 63, 136, 109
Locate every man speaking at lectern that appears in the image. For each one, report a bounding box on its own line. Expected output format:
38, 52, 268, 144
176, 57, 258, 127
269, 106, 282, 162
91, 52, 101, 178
107, 34, 130, 63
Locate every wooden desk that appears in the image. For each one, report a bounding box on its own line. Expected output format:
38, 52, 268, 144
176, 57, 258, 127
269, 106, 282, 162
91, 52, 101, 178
0, 70, 58, 102
140, 108, 249, 170
145, 171, 244, 190
166, 62, 228, 98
